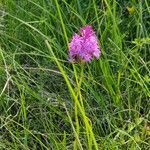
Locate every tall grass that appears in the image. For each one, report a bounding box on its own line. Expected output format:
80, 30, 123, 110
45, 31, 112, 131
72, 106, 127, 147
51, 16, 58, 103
0, 0, 150, 149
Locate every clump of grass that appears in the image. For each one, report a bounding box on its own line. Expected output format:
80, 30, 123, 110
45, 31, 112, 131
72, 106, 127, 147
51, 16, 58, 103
0, 0, 150, 149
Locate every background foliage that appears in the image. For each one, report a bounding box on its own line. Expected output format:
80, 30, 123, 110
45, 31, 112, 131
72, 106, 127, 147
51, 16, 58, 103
0, 0, 150, 149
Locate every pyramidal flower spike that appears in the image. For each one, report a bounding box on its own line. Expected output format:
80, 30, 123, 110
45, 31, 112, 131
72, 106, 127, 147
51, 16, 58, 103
69, 25, 101, 63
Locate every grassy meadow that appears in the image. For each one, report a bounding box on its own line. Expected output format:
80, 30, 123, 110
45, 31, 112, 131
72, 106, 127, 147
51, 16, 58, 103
0, 0, 150, 149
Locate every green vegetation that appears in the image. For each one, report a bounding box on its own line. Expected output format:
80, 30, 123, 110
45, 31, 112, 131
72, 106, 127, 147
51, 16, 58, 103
0, 0, 150, 149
